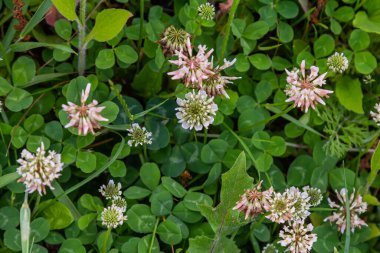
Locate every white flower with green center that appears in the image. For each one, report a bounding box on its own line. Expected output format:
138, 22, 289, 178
101, 205, 127, 229
286, 187, 311, 222
266, 191, 297, 224
17, 142, 63, 195
175, 90, 218, 131
112, 196, 127, 212
127, 123, 153, 147
303, 186, 323, 206
159, 26, 191, 55
262, 243, 278, 253
198, 2, 215, 20
99, 180, 122, 200
370, 103, 380, 126
327, 52, 349, 73
279, 221, 317, 253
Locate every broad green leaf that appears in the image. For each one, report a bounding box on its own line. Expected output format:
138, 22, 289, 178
140, 163, 160, 190
161, 177, 187, 198
368, 142, 380, 187
10, 42, 75, 54
156, 220, 182, 245
95, 49, 115, 69
335, 76, 363, 114
314, 34, 335, 58
30, 217, 50, 242
188, 235, 239, 253
354, 51, 377, 74
87, 9, 133, 42
243, 21, 269, 40
150, 190, 173, 216
5, 88, 33, 112
0, 207, 19, 230
76, 151, 97, 173
52, 0, 78, 21
41, 201, 74, 230
58, 238, 86, 253
349, 29, 370, 52
183, 192, 213, 211
249, 53, 272, 70
78, 213, 97, 230
127, 204, 156, 233
0, 77, 13, 96
12, 56, 36, 87
353, 11, 380, 34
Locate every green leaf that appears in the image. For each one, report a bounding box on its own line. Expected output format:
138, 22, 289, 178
150, 190, 173, 216
41, 201, 74, 230
354, 51, 377, 74
79, 194, 103, 212
58, 238, 86, 253
24, 114, 44, 133
329, 168, 356, 190
115, 45, 138, 64
0, 207, 19, 230
161, 177, 187, 198
55, 20, 72, 40
349, 29, 370, 52
243, 21, 269, 40
78, 213, 97, 230
200, 139, 229, 164
368, 142, 380, 187
335, 76, 363, 114
156, 220, 182, 245
0, 77, 13, 96
12, 56, 36, 87
313, 34, 335, 58
278, 0, 299, 19
183, 192, 213, 211
188, 235, 239, 253
249, 53, 272, 70
140, 163, 160, 190
10, 42, 75, 54
0, 172, 20, 188
95, 49, 115, 69
76, 151, 97, 173
333, 6, 354, 22
87, 9, 133, 42
124, 186, 151, 199
353, 11, 380, 34
199, 152, 254, 236
278, 21, 294, 43
20, 0, 52, 38
51, 0, 78, 21
30, 217, 50, 242
255, 152, 273, 172
5, 88, 33, 112
127, 204, 156, 233
4, 228, 21, 251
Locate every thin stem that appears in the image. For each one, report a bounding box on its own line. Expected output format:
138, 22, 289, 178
102, 228, 111, 253
77, 0, 87, 76
137, 0, 145, 71
109, 80, 134, 121
219, 0, 240, 63
148, 218, 160, 253
143, 145, 148, 163
203, 128, 208, 144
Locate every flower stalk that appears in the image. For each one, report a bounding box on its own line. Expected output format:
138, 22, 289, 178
20, 193, 31, 253
78, 0, 87, 76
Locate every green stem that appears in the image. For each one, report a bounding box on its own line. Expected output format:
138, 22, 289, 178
148, 218, 160, 253
137, 0, 145, 71
344, 171, 350, 253
77, 0, 87, 76
143, 145, 148, 163
109, 80, 134, 121
20, 193, 30, 253
219, 0, 240, 63
102, 228, 111, 253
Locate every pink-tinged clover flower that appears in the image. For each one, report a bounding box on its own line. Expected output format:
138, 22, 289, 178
62, 83, 108, 136
324, 188, 367, 234
278, 221, 317, 253
284, 60, 333, 112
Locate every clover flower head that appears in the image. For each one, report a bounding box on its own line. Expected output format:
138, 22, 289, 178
363, 74, 375, 84
233, 181, 273, 220
266, 190, 297, 224
17, 142, 63, 195
127, 123, 153, 147
327, 52, 349, 73
198, 2, 215, 20
278, 221, 317, 253
286, 187, 311, 222
370, 103, 380, 126
62, 83, 108, 136
203, 58, 241, 99
101, 205, 127, 229
159, 26, 191, 55
284, 60, 333, 112
111, 196, 127, 213
262, 244, 278, 253
324, 188, 367, 233
99, 180, 122, 200
175, 90, 218, 131
168, 38, 214, 88
303, 186, 323, 206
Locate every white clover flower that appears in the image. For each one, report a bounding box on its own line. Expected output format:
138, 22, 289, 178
175, 90, 218, 131
127, 123, 153, 147
285, 60, 333, 112
168, 38, 214, 88
111, 196, 127, 213
363, 74, 375, 84
278, 221, 317, 253
303, 186, 323, 206
370, 103, 380, 126
324, 188, 367, 234
266, 190, 297, 224
286, 187, 311, 222
198, 2, 215, 20
17, 142, 63, 195
159, 26, 191, 55
262, 243, 278, 253
327, 52, 349, 73
99, 180, 122, 200
101, 205, 127, 229
233, 181, 273, 220
62, 83, 108, 136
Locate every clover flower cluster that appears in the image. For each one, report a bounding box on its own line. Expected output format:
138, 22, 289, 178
62, 83, 108, 136
198, 2, 215, 20
285, 60, 333, 112
327, 52, 349, 73
370, 103, 380, 126
127, 123, 153, 147
159, 25, 191, 55
17, 142, 63, 195
234, 183, 321, 253
324, 188, 367, 234
99, 180, 128, 229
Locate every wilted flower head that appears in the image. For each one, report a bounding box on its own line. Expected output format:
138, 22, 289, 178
284, 60, 333, 112
17, 142, 63, 195
262, 244, 278, 253
286, 187, 311, 221
370, 103, 380, 126
127, 123, 153, 147
112, 196, 127, 212
279, 221, 317, 253
198, 2, 215, 20
202, 58, 240, 99
324, 188, 367, 233
101, 205, 127, 229
303, 186, 323, 206
168, 38, 214, 88
62, 83, 108, 135
233, 181, 273, 220
266, 190, 297, 224
327, 52, 349, 73
99, 180, 122, 200
159, 26, 191, 55
175, 90, 218, 131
